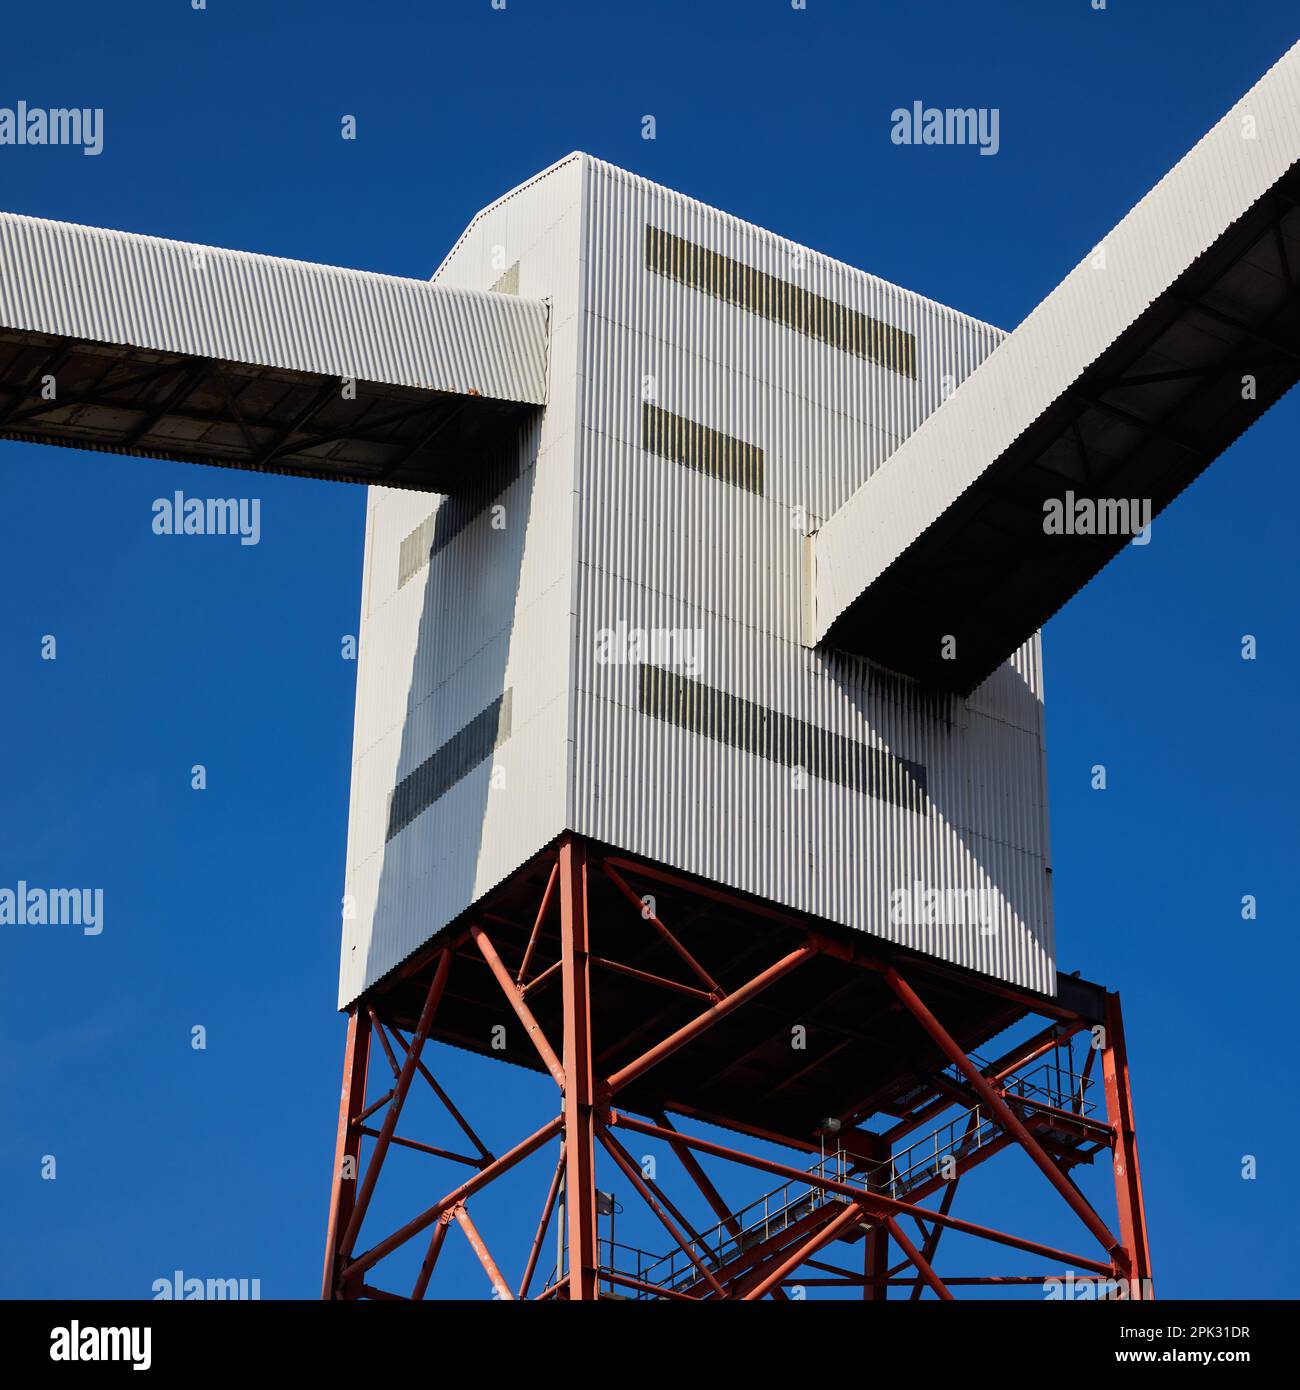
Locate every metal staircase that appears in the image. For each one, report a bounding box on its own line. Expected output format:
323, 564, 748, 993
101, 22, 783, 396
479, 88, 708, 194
564, 1045, 1113, 1299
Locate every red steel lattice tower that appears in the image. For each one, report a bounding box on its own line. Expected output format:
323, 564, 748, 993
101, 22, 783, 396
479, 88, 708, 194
321, 833, 1152, 1302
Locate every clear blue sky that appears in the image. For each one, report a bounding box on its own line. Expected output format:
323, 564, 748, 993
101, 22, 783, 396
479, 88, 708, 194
1, 0, 1296, 1300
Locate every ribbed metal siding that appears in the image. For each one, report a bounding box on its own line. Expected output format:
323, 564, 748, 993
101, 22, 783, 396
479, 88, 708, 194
340, 151, 1058, 1004
574, 563, 1052, 990
582, 159, 1002, 526
573, 158, 1053, 994
645, 225, 916, 377
0, 211, 549, 404
639, 664, 928, 810
397, 447, 523, 589
338, 159, 582, 1008
386, 689, 513, 840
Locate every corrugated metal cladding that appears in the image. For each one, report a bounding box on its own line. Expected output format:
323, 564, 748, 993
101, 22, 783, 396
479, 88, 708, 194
572, 156, 1054, 995
339, 152, 1055, 1006
645, 225, 917, 378
397, 446, 522, 588
639, 665, 928, 811
338, 156, 584, 1008
813, 37, 1300, 644
489, 262, 520, 295
386, 690, 513, 840
0, 211, 549, 405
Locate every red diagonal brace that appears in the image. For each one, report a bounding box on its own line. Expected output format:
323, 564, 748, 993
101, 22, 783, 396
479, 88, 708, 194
654, 1111, 743, 1240
909, 1170, 962, 1300
387, 1024, 494, 1164
517, 858, 559, 984
654, 1108, 792, 1301
606, 942, 817, 1094
453, 1204, 515, 1300
603, 861, 725, 998
367, 1010, 402, 1078
742, 1201, 865, 1300
679, 1203, 836, 1299
519, 1149, 565, 1300
335, 952, 450, 1273
609, 1111, 1115, 1277
883, 965, 1123, 1263
472, 924, 566, 1089
885, 1215, 953, 1300
598, 1127, 728, 1299
410, 1212, 453, 1301
345, 1114, 564, 1282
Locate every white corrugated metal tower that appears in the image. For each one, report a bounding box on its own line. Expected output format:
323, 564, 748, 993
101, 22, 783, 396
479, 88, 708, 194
5, 42, 1293, 1018
4, 30, 1298, 1307
338, 153, 1055, 1005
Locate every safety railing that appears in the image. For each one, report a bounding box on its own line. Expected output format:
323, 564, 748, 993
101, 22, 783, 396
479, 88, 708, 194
636, 1147, 856, 1294
558, 1041, 1103, 1297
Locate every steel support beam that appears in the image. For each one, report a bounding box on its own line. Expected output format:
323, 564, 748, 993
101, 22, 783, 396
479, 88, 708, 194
472, 924, 566, 1089
742, 1202, 866, 1300
885, 1216, 953, 1300
857, 1129, 890, 1302
559, 837, 600, 1300
517, 858, 558, 984
603, 861, 725, 998
317, 838, 1151, 1301
344, 1114, 564, 1281
1103, 991, 1154, 1294
883, 966, 1123, 1264
453, 1204, 515, 1301
411, 1214, 452, 1301
598, 1127, 728, 1298
605, 942, 817, 1094
334, 952, 451, 1273
609, 1112, 1115, 1277
519, 1149, 565, 1300
321, 1007, 371, 1300
386, 1025, 494, 1165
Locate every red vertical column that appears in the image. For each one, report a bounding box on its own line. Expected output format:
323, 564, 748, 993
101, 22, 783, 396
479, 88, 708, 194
860, 1131, 890, 1301
1102, 991, 1153, 1297
559, 836, 599, 1299
321, 1006, 372, 1299
862, 1223, 889, 1300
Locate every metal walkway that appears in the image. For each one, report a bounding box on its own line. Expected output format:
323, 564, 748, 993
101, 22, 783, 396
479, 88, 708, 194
560, 1046, 1112, 1299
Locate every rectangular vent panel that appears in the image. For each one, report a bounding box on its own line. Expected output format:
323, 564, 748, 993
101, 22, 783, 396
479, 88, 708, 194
642, 402, 764, 495
645, 224, 916, 379
639, 665, 927, 810
386, 689, 513, 840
